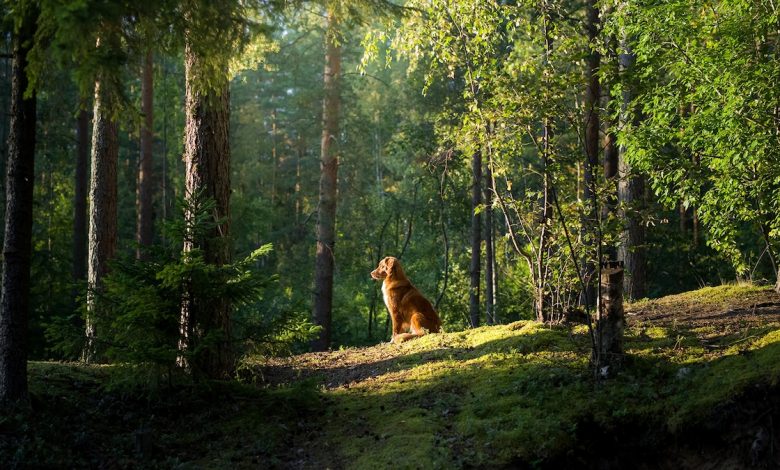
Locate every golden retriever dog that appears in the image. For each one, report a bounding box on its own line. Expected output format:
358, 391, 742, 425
370, 256, 442, 343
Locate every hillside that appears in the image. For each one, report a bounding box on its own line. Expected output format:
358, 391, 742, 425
4, 284, 780, 468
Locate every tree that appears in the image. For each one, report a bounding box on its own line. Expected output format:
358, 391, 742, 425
616, 40, 646, 301
581, 0, 601, 308
311, 7, 342, 351
484, 152, 497, 325
136, 49, 154, 258
84, 33, 120, 362
178, 0, 242, 377
613, 0, 780, 292
0, 5, 38, 403
469, 150, 481, 328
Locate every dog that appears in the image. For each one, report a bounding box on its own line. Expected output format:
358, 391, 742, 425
370, 256, 441, 343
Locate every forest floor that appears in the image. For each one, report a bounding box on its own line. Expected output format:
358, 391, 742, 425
5, 283, 780, 468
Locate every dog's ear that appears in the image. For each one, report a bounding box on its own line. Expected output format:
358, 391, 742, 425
387, 257, 397, 276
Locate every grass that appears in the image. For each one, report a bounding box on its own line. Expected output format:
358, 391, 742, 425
5, 284, 780, 468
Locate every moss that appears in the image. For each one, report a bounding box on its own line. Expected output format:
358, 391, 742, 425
629, 283, 770, 313
297, 285, 780, 467
15, 285, 780, 468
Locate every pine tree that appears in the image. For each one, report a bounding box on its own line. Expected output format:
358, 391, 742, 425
311, 8, 342, 351
0, 5, 38, 403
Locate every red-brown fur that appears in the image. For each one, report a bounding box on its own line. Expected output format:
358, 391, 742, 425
370, 257, 441, 343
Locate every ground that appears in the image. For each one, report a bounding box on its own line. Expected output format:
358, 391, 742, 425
4, 283, 780, 468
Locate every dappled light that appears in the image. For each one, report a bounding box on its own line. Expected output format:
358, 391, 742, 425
3, 0, 780, 468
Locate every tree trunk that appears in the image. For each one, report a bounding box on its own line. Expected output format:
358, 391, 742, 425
602, 97, 619, 263
136, 49, 154, 259
581, 0, 601, 308
72, 109, 89, 289
601, 22, 622, 261
0, 10, 37, 404
311, 11, 341, 351
536, 2, 553, 323
617, 161, 646, 301
470, 150, 482, 328
595, 261, 625, 374
692, 152, 700, 249
295, 136, 304, 225
617, 42, 647, 301
536, 126, 552, 323
85, 62, 119, 363
484, 161, 496, 326
179, 39, 233, 379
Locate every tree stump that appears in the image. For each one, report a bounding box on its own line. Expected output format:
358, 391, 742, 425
596, 261, 625, 376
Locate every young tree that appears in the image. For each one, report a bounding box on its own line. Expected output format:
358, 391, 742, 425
581, 0, 601, 307
469, 150, 481, 328
0, 5, 38, 403
311, 7, 342, 351
484, 157, 497, 325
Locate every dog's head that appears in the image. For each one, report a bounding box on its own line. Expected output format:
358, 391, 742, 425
371, 256, 399, 280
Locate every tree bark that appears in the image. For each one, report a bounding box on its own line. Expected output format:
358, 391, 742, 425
85, 60, 119, 363
602, 29, 619, 263
581, 0, 601, 308
179, 38, 233, 379
692, 153, 700, 249
72, 109, 89, 289
536, 126, 552, 323
602, 93, 619, 263
595, 261, 625, 374
534, 1, 554, 323
136, 49, 154, 259
0, 10, 37, 404
484, 160, 496, 326
470, 150, 482, 328
311, 11, 342, 351
617, 42, 647, 301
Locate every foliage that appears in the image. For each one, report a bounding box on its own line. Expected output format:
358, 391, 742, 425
611, 0, 780, 279
46, 194, 318, 382
7, 0, 775, 362
385, 0, 606, 320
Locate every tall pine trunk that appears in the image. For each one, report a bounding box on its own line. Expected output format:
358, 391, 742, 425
0, 9, 37, 403
311, 11, 342, 351
72, 109, 89, 290
136, 50, 154, 259
179, 39, 233, 378
469, 150, 482, 328
617, 41, 646, 300
85, 55, 119, 362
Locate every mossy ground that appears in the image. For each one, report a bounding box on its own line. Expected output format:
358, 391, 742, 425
4, 284, 780, 468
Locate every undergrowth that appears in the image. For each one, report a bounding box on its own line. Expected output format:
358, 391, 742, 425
4, 284, 780, 468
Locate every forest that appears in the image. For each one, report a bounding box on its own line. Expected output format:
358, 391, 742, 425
3, 0, 780, 467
